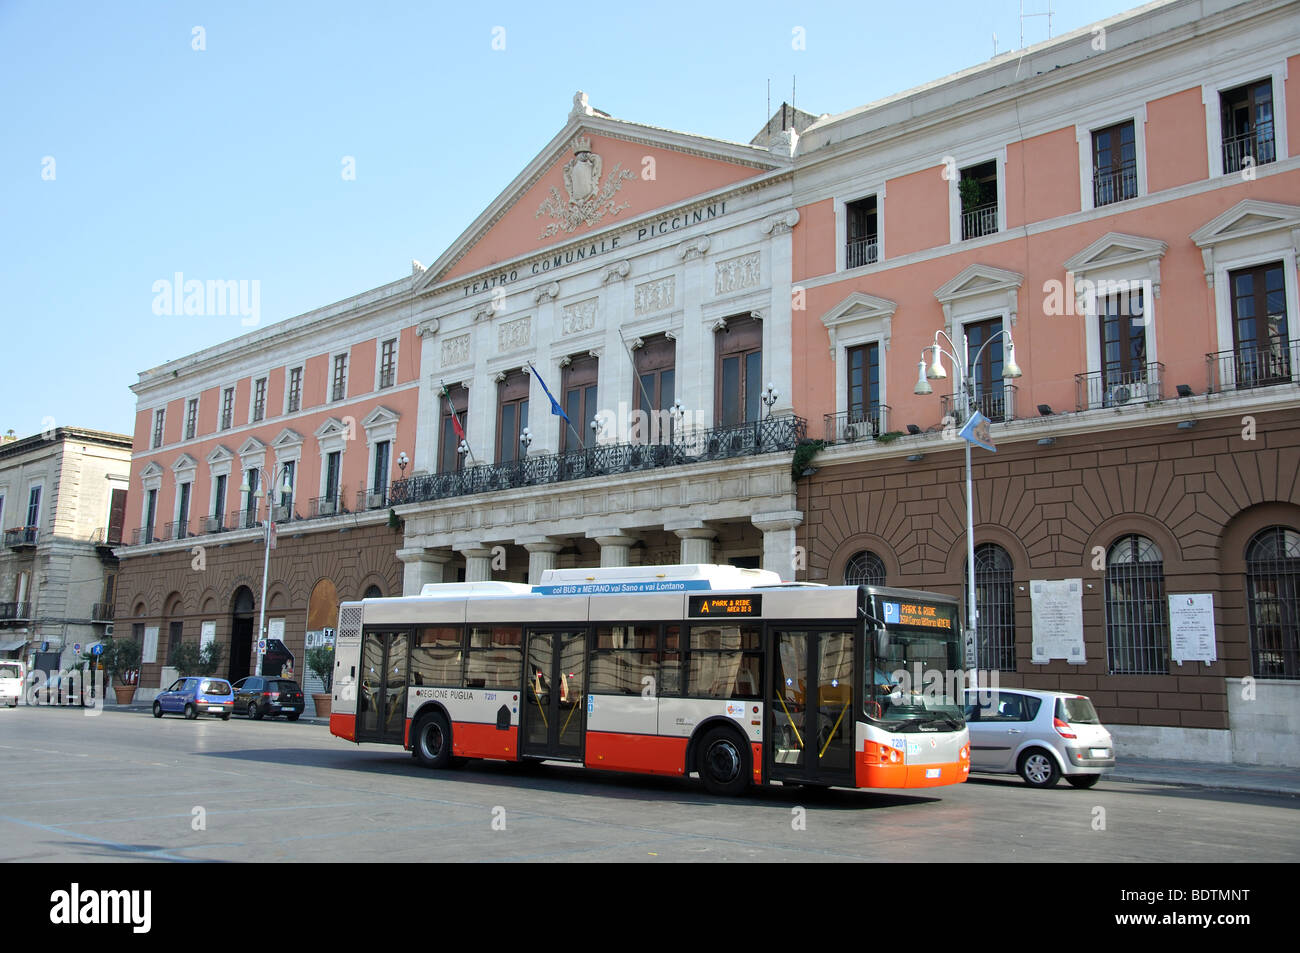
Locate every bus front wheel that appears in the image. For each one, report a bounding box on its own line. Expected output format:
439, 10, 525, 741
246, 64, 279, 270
697, 727, 750, 797
412, 711, 452, 769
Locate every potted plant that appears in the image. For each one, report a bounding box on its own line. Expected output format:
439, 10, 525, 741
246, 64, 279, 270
101, 638, 142, 705
307, 645, 334, 718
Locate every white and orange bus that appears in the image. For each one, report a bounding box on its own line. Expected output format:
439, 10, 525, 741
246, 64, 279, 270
329, 564, 970, 795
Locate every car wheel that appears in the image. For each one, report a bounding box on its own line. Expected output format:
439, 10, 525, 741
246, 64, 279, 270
1018, 749, 1061, 788
183, 703, 197, 721
1067, 774, 1101, 789
152, 701, 163, 719
697, 726, 750, 797
412, 710, 452, 769
248, 702, 262, 720
221, 713, 231, 721
286, 713, 300, 722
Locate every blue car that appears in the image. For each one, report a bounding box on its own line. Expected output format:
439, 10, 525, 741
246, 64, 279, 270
153, 677, 234, 720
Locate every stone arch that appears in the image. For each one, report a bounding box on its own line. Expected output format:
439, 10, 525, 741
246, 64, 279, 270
827, 532, 900, 586
357, 572, 389, 600
1084, 512, 1185, 575
1219, 502, 1300, 575
942, 522, 1034, 580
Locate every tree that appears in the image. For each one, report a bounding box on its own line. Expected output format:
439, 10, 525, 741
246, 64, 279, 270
101, 639, 141, 686
198, 640, 224, 676
169, 641, 202, 676
307, 646, 334, 693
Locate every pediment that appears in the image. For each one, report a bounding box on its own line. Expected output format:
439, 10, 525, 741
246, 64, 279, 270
140, 461, 164, 479
170, 453, 197, 473
417, 93, 784, 293
205, 444, 234, 465
271, 428, 304, 450
361, 406, 400, 429
314, 417, 348, 440
1191, 200, 1300, 248
237, 436, 266, 456
821, 291, 898, 330
1064, 232, 1167, 273
934, 264, 1024, 304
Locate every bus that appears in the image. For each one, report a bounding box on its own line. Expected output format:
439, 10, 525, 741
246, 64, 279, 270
328, 564, 970, 796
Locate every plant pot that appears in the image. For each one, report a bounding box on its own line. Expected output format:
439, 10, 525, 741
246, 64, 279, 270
312, 693, 332, 718
113, 685, 137, 705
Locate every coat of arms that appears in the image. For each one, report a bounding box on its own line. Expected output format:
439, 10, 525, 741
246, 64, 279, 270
536, 136, 634, 239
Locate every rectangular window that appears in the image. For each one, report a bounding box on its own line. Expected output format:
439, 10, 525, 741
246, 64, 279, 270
633, 334, 676, 436
152, 409, 165, 449
144, 488, 157, 542
590, 624, 659, 695
287, 367, 303, 414
372, 441, 390, 503
213, 474, 227, 522
1092, 120, 1137, 206
464, 625, 523, 689
686, 624, 762, 699
379, 339, 397, 389
185, 398, 198, 440
107, 487, 127, 544
715, 315, 763, 426
1221, 79, 1275, 175
411, 626, 464, 687
965, 318, 1007, 421
332, 354, 348, 402
252, 378, 266, 422
560, 356, 599, 453
1099, 289, 1149, 401
847, 342, 881, 430
279, 461, 294, 507
177, 482, 191, 539
325, 451, 341, 501
26, 486, 41, 528
1230, 261, 1290, 388
959, 160, 998, 240
496, 371, 530, 464
439, 386, 468, 473
167, 621, 184, 665
221, 388, 234, 430
845, 195, 878, 267
244, 469, 259, 526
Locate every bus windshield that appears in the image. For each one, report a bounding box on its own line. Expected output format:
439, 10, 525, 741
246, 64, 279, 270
866, 627, 964, 733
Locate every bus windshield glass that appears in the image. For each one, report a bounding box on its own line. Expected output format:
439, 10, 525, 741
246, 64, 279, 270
866, 598, 964, 732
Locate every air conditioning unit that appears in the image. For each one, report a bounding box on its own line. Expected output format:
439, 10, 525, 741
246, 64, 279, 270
842, 421, 873, 441
1107, 381, 1150, 406
201, 516, 223, 533
366, 491, 386, 509
270, 504, 293, 523
317, 499, 338, 517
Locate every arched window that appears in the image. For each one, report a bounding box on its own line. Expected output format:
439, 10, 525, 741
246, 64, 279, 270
965, 543, 1016, 672
1246, 526, 1300, 679
1105, 534, 1169, 675
843, 551, 886, 587
363, 584, 383, 600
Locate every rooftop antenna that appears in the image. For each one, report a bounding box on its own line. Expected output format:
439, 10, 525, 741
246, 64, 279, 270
1020, 0, 1054, 48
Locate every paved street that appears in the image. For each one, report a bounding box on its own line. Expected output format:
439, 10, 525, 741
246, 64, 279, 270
1, 706, 1296, 863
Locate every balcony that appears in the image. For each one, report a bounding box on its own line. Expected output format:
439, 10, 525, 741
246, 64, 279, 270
311, 496, 343, 518
270, 502, 296, 523
1093, 163, 1138, 207
824, 407, 891, 443
1207, 341, 1299, 393
131, 526, 157, 545
1222, 125, 1275, 175
358, 488, 389, 511
3, 526, 38, 549
229, 508, 261, 531
201, 515, 226, 534
961, 204, 998, 241
92, 602, 115, 622
941, 385, 1017, 423
0, 602, 31, 622
390, 414, 807, 507
1075, 364, 1165, 411
845, 236, 878, 269
164, 520, 193, 541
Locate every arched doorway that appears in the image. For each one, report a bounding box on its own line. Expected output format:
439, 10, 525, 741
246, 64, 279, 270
304, 579, 340, 702
229, 586, 255, 682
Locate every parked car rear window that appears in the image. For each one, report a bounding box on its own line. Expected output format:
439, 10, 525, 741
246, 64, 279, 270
200, 680, 232, 696
0, 664, 21, 678
1057, 696, 1100, 724
272, 680, 302, 693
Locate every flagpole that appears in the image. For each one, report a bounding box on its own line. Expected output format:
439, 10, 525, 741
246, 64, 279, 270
439, 379, 476, 467
527, 361, 587, 450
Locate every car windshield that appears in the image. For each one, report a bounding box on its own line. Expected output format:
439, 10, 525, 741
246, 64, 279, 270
1057, 696, 1100, 724
0, 664, 21, 679
867, 629, 965, 733
200, 680, 232, 696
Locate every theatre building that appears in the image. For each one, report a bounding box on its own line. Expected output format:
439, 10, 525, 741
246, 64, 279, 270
789, 0, 1300, 764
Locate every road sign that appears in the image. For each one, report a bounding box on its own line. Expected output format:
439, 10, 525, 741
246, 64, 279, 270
91, 643, 104, 656
73, 643, 81, 654
959, 410, 996, 452
258, 639, 267, 654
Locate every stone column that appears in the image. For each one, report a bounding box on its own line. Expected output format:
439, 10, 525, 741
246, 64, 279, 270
519, 537, 565, 585
588, 529, 636, 567
396, 547, 452, 596
456, 543, 495, 582
752, 510, 804, 580
668, 521, 716, 565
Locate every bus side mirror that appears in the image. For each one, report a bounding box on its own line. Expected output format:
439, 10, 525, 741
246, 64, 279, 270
874, 629, 887, 658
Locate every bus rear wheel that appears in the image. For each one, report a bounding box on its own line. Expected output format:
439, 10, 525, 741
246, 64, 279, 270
697, 726, 750, 797
412, 711, 452, 769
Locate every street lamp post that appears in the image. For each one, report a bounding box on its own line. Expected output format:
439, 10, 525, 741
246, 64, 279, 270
914, 329, 1022, 692
240, 465, 294, 677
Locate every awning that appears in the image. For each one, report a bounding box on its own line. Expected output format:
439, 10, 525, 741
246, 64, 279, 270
0, 639, 28, 652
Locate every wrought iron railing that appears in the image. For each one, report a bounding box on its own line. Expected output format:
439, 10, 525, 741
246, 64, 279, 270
1222, 125, 1275, 174
1075, 363, 1165, 411
311, 496, 343, 518
0, 602, 31, 621
92, 602, 115, 622
824, 407, 890, 443
941, 386, 1017, 423
164, 520, 192, 541
389, 414, 807, 507
1093, 163, 1138, 206
229, 508, 261, 530
358, 488, 388, 511
3, 526, 38, 548
201, 515, 225, 534
845, 236, 879, 269
961, 203, 998, 241
1207, 341, 1299, 393
131, 526, 157, 545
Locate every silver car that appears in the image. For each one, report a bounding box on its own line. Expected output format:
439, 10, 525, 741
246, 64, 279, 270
962, 688, 1115, 788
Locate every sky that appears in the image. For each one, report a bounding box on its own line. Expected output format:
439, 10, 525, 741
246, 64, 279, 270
1, 0, 1146, 440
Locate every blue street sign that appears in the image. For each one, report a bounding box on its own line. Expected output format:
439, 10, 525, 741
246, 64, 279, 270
959, 410, 997, 452
91, 644, 104, 656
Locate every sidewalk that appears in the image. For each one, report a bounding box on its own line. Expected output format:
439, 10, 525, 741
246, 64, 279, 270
1107, 756, 1300, 797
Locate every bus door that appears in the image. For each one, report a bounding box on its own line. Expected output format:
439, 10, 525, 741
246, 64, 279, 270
355, 628, 409, 745
767, 629, 858, 785
520, 629, 587, 761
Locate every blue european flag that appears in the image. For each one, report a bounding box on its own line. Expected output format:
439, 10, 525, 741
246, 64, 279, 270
528, 361, 570, 423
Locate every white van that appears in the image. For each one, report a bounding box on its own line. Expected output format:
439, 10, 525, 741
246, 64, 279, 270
0, 660, 24, 707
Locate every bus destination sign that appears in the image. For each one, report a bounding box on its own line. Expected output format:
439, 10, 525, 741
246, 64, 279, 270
882, 600, 954, 630
688, 595, 762, 617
